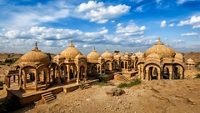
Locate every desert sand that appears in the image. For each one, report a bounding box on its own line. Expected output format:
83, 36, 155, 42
13, 79, 200, 113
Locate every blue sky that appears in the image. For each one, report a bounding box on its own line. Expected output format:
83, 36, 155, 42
0, 0, 199, 54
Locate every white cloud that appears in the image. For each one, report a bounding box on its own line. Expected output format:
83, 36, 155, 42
75, 1, 130, 24
181, 32, 198, 36
178, 15, 200, 28
0, 1, 130, 29
116, 22, 146, 36
77, 1, 104, 12
169, 23, 174, 27
0, 23, 152, 53
160, 20, 167, 28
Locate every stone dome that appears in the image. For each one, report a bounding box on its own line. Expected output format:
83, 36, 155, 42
145, 38, 175, 58
18, 44, 50, 64
135, 51, 144, 58
114, 53, 121, 60
60, 41, 80, 59
102, 50, 113, 60
122, 53, 129, 60
146, 53, 161, 59
87, 48, 100, 62
187, 58, 195, 64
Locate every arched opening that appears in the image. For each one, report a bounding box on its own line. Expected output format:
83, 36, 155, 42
152, 67, 158, 80
144, 64, 161, 80
112, 60, 119, 71
104, 60, 112, 72
121, 62, 124, 68
174, 66, 181, 79
79, 66, 86, 81
163, 67, 169, 79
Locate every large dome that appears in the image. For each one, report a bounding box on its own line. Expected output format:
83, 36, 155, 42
18, 44, 50, 64
87, 49, 100, 63
60, 41, 80, 59
102, 50, 113, 60
145, 38, 175, 58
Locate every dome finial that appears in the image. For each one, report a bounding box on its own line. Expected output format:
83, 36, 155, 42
156, 37, 161, 45
33, 41, 39, 51
69, 40, 75, 47
93, 46, 97, 52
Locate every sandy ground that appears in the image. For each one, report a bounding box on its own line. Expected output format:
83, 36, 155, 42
12, 79, 200, 113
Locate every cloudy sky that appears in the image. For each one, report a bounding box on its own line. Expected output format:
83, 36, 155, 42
0, 0, 199, 54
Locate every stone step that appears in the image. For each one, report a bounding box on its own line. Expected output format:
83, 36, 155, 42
43, 95, 55, 100
41, 92, 56, 104
45, 97, 55, 103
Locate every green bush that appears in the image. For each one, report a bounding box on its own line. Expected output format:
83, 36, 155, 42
118, 79, 141, 88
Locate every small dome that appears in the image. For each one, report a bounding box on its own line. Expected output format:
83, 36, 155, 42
146, 53, 161, 59
145, 37, 175, 58
87, 48, 100, 63
114, 53, 121, 60
18, 43, 50, 64
60, 41, 80, 59
102, 50, 113, 60
187, 58, 195, 64
122, 53, 129, 60
135, 51, 144, 58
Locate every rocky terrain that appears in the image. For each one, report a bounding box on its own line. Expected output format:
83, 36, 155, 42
13, 79, 200, 113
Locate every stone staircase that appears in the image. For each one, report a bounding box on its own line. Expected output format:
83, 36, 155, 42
41, 92, 56, 103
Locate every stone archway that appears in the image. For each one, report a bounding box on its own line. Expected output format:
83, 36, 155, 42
104, 60, 113, 72
144, 64, 161, 80
173, 63, 184, 79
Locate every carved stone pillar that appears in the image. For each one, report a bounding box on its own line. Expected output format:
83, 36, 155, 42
141, 65, 144, 80
99, 64, 102, 75
23, 71, 27, 89
146, 68, 149, 80
167, 66, 173, 80
19, 68, 22, 88
35, 69, 38, 90
109, 62, 112, 71
76, 66, 80, 84
67, 65, 70, 82
180, 67, 184, 79
158, 69, 161, 80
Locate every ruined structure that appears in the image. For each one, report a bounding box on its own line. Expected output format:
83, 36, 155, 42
137, 38, 185, 80
5, 38, 190, 93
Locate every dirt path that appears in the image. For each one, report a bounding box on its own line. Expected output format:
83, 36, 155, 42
13, 79, 200, 113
